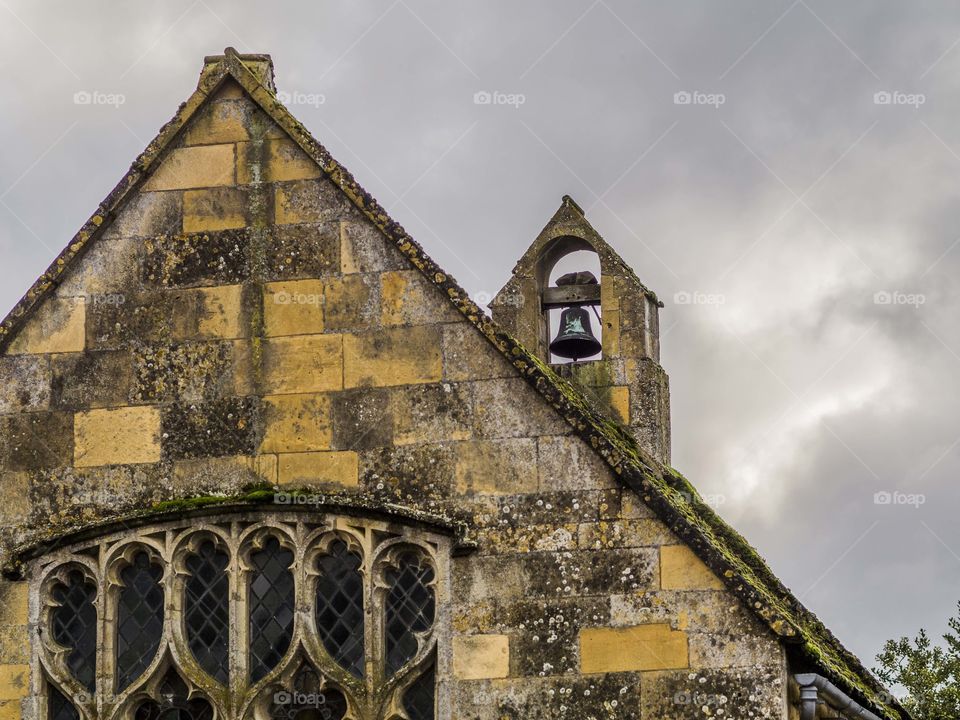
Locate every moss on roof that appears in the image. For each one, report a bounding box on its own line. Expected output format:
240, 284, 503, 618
0, 47, 908, 720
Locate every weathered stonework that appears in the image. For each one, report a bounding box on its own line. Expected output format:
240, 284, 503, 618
0, 51, 901, 720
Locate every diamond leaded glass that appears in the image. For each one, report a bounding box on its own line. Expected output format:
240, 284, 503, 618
315, 540, 365, 678
385, 552, 435, 676
248, 536, 295, 682
402, 663, 435, 720
116, 551, 164, 691
185, 541, 230, 683
51, 570, 97, 692
48, 684, 79, 720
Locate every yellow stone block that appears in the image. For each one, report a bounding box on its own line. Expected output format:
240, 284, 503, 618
343, 327, 442, 388
263, 335, 343, 394
452, 635, 510, 680
261, 394, 332, 453
609, 386, 630, 423
0, 586, 27, 626
0, 700, 21, 720
660, 545, 725, 591
183, 187, 247, 232
238, 138, 322, 184
454, 440, 538, 495
181, 97, 250, 146
197, 285, 244, 339
277, 451, 359, 487
7, 298, 85, 355
75, 406, 161, 467
0, 666, 29, 700
144, 144, 235, 191
263, 280, 325, 337
580, 624, 688, 673
380, 270, 411, 326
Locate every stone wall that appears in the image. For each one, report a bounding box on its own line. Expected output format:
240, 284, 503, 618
0, 78, 787, 719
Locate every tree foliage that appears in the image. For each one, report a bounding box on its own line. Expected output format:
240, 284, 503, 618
875, 603, 960, 719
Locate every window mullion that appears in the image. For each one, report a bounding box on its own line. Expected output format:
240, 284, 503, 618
229, 520, 245, 720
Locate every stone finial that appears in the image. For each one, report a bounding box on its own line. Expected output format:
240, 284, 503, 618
201, 47, 276, 92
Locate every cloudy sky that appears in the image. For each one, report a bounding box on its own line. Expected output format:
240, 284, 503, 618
2, 0, 959, 671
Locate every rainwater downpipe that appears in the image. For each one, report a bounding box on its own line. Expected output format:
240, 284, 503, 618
794, 673, 885, 720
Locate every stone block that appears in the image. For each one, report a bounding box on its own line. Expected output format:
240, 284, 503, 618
277, 451, 359, 487
142, 230, 250, 288
440, 323, 515, 383
661, 545, 724, 591
161, 397, 259, 460
266, 223, 340, 280
261, 394, 332, 453
452, 635, 510, 680
343, 327, 442, 388
380, 270, 458, 326
323, 274, 378, 332
263, 280, 325, 337
454, 439, 537, 494
101, 191, 182, 239
237, 138, 322, 184
181, 97, 251, 146
0, 413, 73, 471
537, 435, 615, 491
390, 383, 472, 446
580, 624, 688, 672
262, 335, 343, 394
340, 222, 406, 274
274, 178, 354, 225
472, 378, 569, 439
50, 351, 132, 410
143, 144, 236, 191
7, 298, 85, 355
0, 666, 28, 700
74, 406, 161, 467
0, 356, 50, 413
183, 187, 248, 232
196, 285, 245, 339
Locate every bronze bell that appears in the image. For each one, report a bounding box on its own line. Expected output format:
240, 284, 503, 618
550, 306, 602, 360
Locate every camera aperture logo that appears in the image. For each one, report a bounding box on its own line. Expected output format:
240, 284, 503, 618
874, 90, 925, 108
74, 90, 125, 108
474, 90, 525, 108
874, 491, 925, 508
674, 90, 725, 108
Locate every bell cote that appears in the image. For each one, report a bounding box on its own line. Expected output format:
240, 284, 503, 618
491, 196, 671, 464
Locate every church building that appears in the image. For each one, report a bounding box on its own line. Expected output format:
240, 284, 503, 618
0, 49, 907, 720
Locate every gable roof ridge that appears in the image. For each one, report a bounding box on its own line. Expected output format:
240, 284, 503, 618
0, 49, 907, 720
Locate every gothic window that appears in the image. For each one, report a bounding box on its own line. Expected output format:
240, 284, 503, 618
33, 512, 448, 720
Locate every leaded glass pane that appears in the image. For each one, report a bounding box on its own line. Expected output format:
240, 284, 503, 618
185, 541, 230, 683
315, 540, 364, 678
385, 552, 435, 676
117, 551, 165, 691
48, 684, 79, 720
402, 664, 435, 720
51, 570, 97, 692
133, 669, 213, 720
248, 536, 295, 682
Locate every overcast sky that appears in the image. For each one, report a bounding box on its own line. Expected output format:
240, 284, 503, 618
2, 0, 959, 672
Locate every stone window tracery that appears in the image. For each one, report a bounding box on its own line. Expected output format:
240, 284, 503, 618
33, 512, 447, 720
